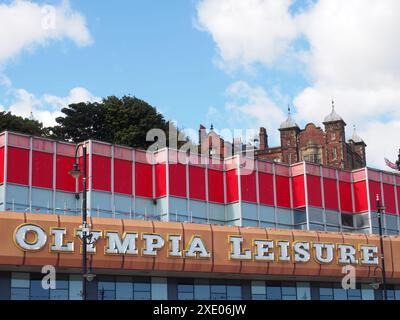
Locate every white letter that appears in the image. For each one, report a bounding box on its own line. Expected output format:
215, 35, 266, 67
338, 244, 358, 264
106, 232, 138, 255
186, 236, 211, 258
254, 240, 274, 261
15, 224, 47, 251
169, 235, 183, 257
51, 228, 74, 253
142, 234, 165, 256
313, 243, 335, 264
360, 246, 379, 265
229, 236, 251, 260
277, 241, 290, 262
293, 242, 311, 263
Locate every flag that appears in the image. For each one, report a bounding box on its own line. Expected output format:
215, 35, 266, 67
384, 158, 398, 170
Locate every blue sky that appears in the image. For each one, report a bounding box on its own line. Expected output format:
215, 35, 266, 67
1, 0, 400, 168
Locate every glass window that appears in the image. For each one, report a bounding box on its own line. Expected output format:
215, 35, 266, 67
333, 288, 348, 300
361, 284, 375, 300
194, 284, 210, 300
151, 278, 168, 300
266, 286, 282, 300
178, 284, 194, 300
30, 279, 49, 300
296, 283, 311, 300
260, 206, 275, 223
282, 283, 297, 300
98, 280, 116, 300
211, 285, 226, 300
11, 273, 30, 288
319, 286, 334, 300
135, 291, 151, 300
341, 214, 354, 227
309, 223, 325, 231
50, 289, 69, 300
277, 209, 293, 225
347, 288, 362, 300
309, 207, 324, 223
294, 209, 307, 224
227, 285, 241, 300
116, 281, 134, 300
325, 210, 340, 225
11, 288, 30, 300
69, 275, 82, 300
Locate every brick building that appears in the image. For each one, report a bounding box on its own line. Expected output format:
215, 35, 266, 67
199, 103, 367, 170
256, 103, 367, 169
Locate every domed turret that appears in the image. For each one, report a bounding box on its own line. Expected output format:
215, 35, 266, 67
323, 100, 345, 124
280, 106, 299, 130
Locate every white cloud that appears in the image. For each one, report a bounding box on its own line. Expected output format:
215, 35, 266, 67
224, 81, 286, 144
0, 0, 92, 65
6, 84, 100, 127
196, 0, 298, 69
197, 0, 400, 168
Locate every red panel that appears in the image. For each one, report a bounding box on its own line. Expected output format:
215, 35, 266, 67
340, 181, 354, 213
189, 166, 206, 200
114, 159, 132, 195
240, 171, 257, 203
353, 181, 368, 212
368, 181, 381, 212
323, 178, 339, 210
32, 151, 53, 189
397, 186, 400, 215
0, 147, 4, 184
292, 175, 305, 208
169, 163, 186, 197
92, 155, 111, 192
275, 175, 290, 208
226, 169, 239, 203
383, 183, 397, 215
307, 175, 322, 207
56, 155, 76, 192
155, 164, 166, 198
258, 172, 274, 206
7, 147, 29, 185
135, 162, 153, 198
208, 169, 224, 203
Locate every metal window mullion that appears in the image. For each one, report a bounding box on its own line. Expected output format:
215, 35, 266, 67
379, 172, 386, 233
255, 160, 261, 227
336, 169, 343, 232
186, 154, 190, 222
205, 157, 210, 224
236, 156, 242, 227
320, 165, 327, 231
272, 163, 278, 228
88, 141, 93, 217
132, 149, 136, 220
364, 168, 373, 234
303, 162, 310, 230
29, 137, 33, 212
111, 145, 115, 216
151, 151, 156, 221
3, 132, 8, 211
166, 149, 170, 222
52, 142, 57, 215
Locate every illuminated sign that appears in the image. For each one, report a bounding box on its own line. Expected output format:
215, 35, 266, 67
13, 223, 379, 266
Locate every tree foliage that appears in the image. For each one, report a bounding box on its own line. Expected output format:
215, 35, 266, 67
0, 111, 44, 136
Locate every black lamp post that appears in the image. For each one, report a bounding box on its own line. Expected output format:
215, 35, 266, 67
69, 143, 94, 300
375, 194, 388, 300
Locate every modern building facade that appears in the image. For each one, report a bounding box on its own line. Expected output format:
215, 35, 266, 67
0, 130, 399, 300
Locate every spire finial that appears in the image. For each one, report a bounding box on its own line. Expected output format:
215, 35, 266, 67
210, 124, 214, 131
288, 104, 291, 115
332, 99, 335, 110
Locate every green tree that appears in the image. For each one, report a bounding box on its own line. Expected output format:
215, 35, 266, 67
49, 95, 190, 149
0, 111, 44, 136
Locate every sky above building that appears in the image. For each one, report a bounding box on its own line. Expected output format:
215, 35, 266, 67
0, 0, 399, 169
